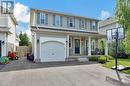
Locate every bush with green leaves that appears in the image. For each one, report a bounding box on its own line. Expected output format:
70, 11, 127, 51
98, 56, 107, 64
88, 56, 98, 61
105, 55, 114, 60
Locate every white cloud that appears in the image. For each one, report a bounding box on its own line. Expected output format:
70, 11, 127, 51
24, 29, 32, 40
14, 2, 30, 23
99, 10, 111, 20
16, 26, 32, 41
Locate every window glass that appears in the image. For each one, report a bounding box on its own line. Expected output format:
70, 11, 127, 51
53, 15, 61, 26
40, 13, 45, 24
37, 13, 48, 25
68, 17, 74, 28
2, 2, 6, 13
92, 21, 96, 30
80, 19, 85, 29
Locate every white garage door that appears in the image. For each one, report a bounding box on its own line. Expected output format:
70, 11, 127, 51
41, 41, 65, 62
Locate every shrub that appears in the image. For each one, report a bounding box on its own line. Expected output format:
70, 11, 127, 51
105, 55, 114, 60
117, 50, 128, 59
89, 56, 98, 61
98, 55, 107, 64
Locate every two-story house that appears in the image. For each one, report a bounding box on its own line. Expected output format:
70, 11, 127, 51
30, 8, 107, 62
0, 7, 18, 57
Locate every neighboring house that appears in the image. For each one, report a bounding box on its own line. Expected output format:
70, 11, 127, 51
15, 34, 20, 47
98, 17, 120, 36
30, 8, 107, 62
0, 8, 17, 57
98, 17, 122, 56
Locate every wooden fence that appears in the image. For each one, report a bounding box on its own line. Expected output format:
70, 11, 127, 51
16, 45, 32, 57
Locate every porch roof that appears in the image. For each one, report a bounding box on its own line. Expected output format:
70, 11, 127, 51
0, 26, 12, 34
31, 26, 105, 38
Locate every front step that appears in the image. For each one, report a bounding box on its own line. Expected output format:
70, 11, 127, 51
66, 57, 78, 61
66, 56, 88, 62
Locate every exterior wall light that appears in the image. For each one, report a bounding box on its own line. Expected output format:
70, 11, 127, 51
1, 41, 5, 45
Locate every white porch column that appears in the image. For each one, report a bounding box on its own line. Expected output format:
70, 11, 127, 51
105, 40, 108, 55
2, 33, 7, 56
88, 36, 91, 56
66, 35, 69, 58
34, 32, 37, 60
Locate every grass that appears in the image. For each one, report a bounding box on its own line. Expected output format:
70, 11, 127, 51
103, 58, 130, 74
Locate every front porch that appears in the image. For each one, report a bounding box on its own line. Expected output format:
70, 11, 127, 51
67, 35, 107, 59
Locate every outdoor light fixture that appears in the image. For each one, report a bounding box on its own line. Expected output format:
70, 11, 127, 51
106, 27, 125, 70
37, 39, 39, 44
1, 41, 5, 45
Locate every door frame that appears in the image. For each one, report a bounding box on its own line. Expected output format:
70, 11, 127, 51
85, 38, 88, 55
73, 37, 81, 55
0, 40, 1, 57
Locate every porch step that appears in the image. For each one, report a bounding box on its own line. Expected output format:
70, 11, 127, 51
66, 57, 78, 61
66, 56, 89, 62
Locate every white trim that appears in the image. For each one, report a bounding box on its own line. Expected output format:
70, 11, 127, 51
34, 32, 37, 60
88, 36, 91, 56
67, 35, 69, 58
105, 40, 108, 55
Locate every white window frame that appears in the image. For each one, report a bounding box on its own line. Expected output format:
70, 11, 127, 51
68, 17, 74, 28
40, 13, 46, 25
80, 19, 85, 29
92, 21, 96, 30
53, 15, 61, 27
2, 2, 6, 13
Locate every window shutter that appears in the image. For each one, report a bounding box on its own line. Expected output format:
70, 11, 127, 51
67, 17, 69, 27
73, 17, 75, 28
37, 13, 40, 24
60, 16, 62, 27
85, 20, 87, 29
45, 14, 48, 25
79, 19, 81, 29
53, 15, 55, 26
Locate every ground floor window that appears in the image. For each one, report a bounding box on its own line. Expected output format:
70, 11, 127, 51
91, 40, 95, 51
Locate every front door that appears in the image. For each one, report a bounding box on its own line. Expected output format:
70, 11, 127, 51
0, 41, 1, 57
75, 39, 80, 54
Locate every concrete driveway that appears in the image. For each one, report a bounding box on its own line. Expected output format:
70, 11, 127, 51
0, 57, 130, 86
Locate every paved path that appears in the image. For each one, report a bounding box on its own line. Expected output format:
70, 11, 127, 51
0, 57, 130, 86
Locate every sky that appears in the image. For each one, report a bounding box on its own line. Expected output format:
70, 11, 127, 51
14, 0, 116, 38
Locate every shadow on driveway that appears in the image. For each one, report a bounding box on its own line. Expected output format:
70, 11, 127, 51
0, 57, 98, 72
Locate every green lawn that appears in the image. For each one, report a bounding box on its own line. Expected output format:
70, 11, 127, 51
103, 58, 130, 74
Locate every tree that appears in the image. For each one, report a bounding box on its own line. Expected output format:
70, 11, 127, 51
19, 32, 30, 46
116, 0, 130, 53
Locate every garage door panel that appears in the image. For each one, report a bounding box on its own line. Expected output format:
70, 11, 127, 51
41, 41, 65, 62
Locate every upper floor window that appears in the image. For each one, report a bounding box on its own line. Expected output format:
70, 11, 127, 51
68, 17, 74, 28
91, 21, 96, 30
80, 19, 85, 29
53, 15, 62, 27
1, 1, 14, 14
37, 13, 48, 25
